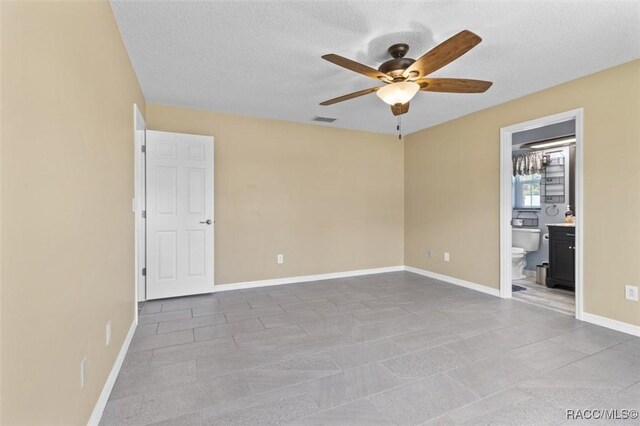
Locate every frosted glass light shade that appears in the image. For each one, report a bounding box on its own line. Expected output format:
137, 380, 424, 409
376, 81, 420, 105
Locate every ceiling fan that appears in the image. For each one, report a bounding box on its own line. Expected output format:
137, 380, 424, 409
319, 30, 492, 117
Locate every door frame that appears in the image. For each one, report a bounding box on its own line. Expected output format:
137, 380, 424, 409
499, 108, 584, 320
133, 104, 146, 308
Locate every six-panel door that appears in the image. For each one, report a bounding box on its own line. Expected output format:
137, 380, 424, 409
146, 130, 214, 299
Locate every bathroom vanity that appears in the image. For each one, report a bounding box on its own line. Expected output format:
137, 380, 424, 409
546, 223, 575, 289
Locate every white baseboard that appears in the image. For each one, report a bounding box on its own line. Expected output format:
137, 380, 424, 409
213, 266, 405, 293
404, 266, 501, 297
87, 319, 137, 426
581, 312, 640, 337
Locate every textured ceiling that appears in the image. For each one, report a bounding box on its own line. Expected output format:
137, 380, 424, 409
111, 1, 640, 135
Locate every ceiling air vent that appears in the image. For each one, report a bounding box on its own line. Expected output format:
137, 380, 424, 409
311, 116, 337, 123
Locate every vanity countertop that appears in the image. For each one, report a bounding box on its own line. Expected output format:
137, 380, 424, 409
547, 223, 575, 227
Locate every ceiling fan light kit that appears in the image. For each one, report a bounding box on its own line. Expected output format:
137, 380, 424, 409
320, 30, 493, 125
376, 81, 420, 106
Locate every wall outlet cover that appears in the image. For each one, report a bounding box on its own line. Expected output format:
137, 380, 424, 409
80, 357, 88, 388
277, 254, 284, 264
106, 320, 112, 346
444, 252, 450, 262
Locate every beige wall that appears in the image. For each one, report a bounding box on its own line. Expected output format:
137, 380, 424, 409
0, 0, 637, 422
146, 104, 405, 285
405, 60, 640, 326
1, 1, 144, 424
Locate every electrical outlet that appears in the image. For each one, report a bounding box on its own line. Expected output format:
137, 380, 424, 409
106, 320, 112, 346
444, 252, 450, 262
625, 285, 639, 301
277, 254, 284, 264
80, 357, 88, 388
427, 250, 432, 258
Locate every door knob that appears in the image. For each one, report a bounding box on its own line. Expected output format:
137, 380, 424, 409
200, 219, 212, 225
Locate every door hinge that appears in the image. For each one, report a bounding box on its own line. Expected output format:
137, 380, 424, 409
142, 268, 146, 276
142, 210, 146, 218
141, 145, 146, 153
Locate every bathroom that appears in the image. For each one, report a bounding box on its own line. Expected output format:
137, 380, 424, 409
511, 120, 576, 315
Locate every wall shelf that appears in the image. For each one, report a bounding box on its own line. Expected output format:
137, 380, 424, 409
543, 155, 565, 204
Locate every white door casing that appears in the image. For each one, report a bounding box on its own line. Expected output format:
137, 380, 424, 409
146, 130, 214, 300
134, 104, 146, 304
499, 108, 584, 320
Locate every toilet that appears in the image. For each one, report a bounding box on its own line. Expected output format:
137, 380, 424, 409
512, 228, 541, 280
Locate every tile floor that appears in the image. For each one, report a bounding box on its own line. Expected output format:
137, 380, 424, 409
513, 275, 575, 316
101, 272, 640, 426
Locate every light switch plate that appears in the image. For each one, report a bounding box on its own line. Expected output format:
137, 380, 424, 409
625, 285, 638, 301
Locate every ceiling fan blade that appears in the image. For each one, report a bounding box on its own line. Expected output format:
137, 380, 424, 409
322, 54, 390, 82
403, 30, 482, 78
391, 102, 410, 116
319, 87, 381, 106
417, 78, 493, 93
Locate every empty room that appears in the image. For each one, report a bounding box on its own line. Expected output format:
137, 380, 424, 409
2, 1, 640, 425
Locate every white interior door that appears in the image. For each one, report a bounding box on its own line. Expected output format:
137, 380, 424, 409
146, 130, 214, 299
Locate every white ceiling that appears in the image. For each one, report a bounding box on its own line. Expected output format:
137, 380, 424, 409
111, 1, 640, 135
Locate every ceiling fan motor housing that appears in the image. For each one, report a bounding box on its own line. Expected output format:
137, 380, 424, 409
378, 43, 416, 78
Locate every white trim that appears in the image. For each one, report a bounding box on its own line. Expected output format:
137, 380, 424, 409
575, 109, 585, 320
133, 104, 146, 306
582, 312, 640, 337
87, 320, 137, 426
213, 266, 404, 293
499, 108, 584, 320
499, 123, 513, 300
404, 266, 501, 297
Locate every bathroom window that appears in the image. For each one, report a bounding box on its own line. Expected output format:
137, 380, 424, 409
514, 173, 542, 209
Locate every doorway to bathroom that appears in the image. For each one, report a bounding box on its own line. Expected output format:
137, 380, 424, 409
499, 109, 584, 319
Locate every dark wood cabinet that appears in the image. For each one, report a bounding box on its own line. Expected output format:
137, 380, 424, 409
546, 225, 575, 289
